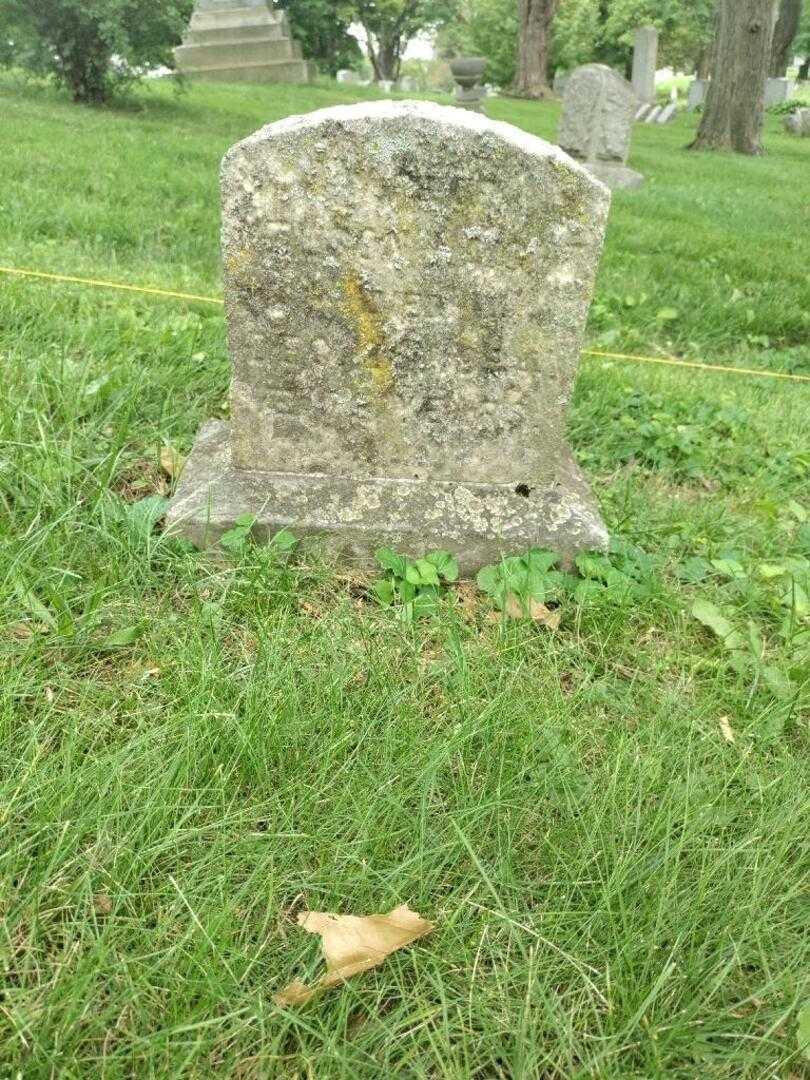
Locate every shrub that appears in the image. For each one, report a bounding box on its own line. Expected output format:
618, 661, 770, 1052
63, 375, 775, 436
0, 0, 193, 103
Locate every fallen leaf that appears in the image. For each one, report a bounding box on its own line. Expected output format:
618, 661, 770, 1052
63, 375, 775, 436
160, 446, 186, 480
503, 593, 561, 628
274, 903, 434, 1006
719, 716, 736, 744
93, 893, 113, 915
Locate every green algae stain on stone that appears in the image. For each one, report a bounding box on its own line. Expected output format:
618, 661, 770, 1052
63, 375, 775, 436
341, 271, 394, 394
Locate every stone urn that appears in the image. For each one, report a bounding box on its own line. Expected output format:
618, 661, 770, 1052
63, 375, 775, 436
450, 57, 487, 111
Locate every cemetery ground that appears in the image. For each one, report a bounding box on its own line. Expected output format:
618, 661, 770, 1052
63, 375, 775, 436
1, 74, 808, 1078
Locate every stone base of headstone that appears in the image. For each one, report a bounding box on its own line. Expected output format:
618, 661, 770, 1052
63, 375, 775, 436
167, 420, 608, 575
174, 0, 314, 84
584, 162, 644, 191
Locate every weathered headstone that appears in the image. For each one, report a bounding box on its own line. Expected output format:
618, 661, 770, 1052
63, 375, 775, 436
167, 101, 610, 573
396, 75, 418, 92
174, 0, 314, 84
336, 69, 358, 84
657, 103, 677, 124
784, 107, 810, 135
687, 78, 707, 110
631, 26, 658, 104
558, 64, 643, 190
635, 103, 653, 122
644, 105, 663, 123
764, 77, 795, 107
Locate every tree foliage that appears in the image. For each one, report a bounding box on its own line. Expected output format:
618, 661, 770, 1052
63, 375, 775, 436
0, 0, 193, 103
276, 0, 362, 76
437, 0, 519, 87
354, 0, 456, 80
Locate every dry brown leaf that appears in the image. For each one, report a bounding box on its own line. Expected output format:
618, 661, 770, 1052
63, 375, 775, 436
719, 716, 736, 744
160, 446, 186, 480
502, 593, 561, 628
274, 903, 434, 1006
93, 892, 113, 915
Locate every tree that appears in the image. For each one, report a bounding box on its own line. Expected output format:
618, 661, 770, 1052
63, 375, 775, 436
797, 1, 810, 75
354, 0, 456, 81
512, 0, 560, 97
770, 0, 803, 74
277, 0, 362, 76
0, 0, 192, 103
689, 0, 778, 154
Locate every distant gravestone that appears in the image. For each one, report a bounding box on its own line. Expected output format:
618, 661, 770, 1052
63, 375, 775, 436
635, 103, 653, 122
657, 103, 677, 124
167, 101, 610, 572
396, 75, 418, 92
558, 64, 643, 190
784, 107, 810, 135
764, 77, 795, 107
644, 105, 663, 123
631, 26, 658, 104
687, 78, 707, 110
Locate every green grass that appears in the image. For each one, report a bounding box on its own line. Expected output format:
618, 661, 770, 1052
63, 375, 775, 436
1, 74, 809, 1078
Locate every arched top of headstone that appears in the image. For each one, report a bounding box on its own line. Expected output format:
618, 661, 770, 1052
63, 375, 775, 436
223, 99, 604, 185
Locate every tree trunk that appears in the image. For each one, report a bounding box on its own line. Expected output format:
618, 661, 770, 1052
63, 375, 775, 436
689, 0, 778, 154
363, 26, 400, 81
769, 0, 802, 75
511, 0, 560, 99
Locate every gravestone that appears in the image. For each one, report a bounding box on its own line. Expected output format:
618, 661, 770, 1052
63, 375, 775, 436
644, 105, 663, 123
631, 26, 658, 104
558, 64, 643, 190
687, 78, 707, 110
167, 101, 610, 573
657, 103, 677, 124
784, 107, 810, 135
635, 103, 652, 122
174, 0, 314, 84
764, 77, 795, 107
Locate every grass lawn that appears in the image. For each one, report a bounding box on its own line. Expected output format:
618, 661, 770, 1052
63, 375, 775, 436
1, 74, 808, 1078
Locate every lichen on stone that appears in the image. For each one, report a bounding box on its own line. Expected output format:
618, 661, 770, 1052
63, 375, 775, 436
341, 270, 394, 394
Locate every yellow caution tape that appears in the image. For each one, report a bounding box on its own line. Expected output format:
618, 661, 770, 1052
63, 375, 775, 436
0, 265, 224, 306
2, 265, 809, 384
584, 349, 810, 383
